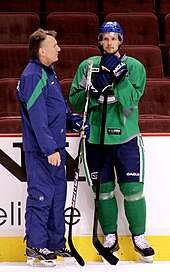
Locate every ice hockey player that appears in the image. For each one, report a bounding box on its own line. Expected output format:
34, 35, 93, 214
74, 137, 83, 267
69, 21, 155, 263
16, 28, 90, 266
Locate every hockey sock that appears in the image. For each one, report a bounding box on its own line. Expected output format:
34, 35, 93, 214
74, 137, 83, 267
93, 181, 118, 234
119, 182, 146, 235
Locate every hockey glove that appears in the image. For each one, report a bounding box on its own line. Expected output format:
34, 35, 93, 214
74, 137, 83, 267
71, 114, 90, 139
90, 71, 113, 100
101, 54, 127, 83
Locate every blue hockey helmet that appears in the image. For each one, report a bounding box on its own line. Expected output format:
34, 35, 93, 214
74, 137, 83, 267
98, 21, 123, 43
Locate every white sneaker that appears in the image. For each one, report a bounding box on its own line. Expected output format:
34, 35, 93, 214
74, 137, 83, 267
132, 234, 155, 263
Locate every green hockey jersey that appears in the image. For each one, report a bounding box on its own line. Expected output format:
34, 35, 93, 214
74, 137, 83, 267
69, 55, 146, 145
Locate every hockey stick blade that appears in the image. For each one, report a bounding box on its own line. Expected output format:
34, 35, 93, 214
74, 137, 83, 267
93, 237, 119, 265
93, 204, 119, 265
68, 207, 85, 266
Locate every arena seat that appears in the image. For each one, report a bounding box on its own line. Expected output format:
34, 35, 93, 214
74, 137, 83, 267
60, 78, 74, 111
160, 0, 170, 14
164, 13, 170, 45
0, 78, 20, 117
139, 79, 170, 132
54, 45, 101, 80
42, 0, 98, 13
102, 0, 155, 16
0, 12, 40, 44
120, 45, 164, 78
60, 78, 72, 100
0, 44, 29, 78
46, 12, 99, 45
0, 116, 22, 134
105, 12, 159, 45
0, 0, 40, 13
161, 13, 170, 77
0, 78, 21, 134
139, 117, 170, 133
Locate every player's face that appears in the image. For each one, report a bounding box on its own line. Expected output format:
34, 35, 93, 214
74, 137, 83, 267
100, 32, 121, 56
40, 35, 61, 66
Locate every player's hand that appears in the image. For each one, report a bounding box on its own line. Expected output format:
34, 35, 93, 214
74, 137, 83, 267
100, 53, 121, 72
48, 151, 61, 166
101, 54, 127, 83
90, 71, 112, 100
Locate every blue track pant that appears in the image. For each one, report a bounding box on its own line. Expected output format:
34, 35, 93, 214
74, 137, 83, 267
25, 148, 67, 250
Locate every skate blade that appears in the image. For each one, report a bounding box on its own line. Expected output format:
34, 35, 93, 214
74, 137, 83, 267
102, 251, 119, 264
40, 259, 56, 267
64, 257, 76, 264
27, 257, 35, 266
138, 253, 153, 263
27, 257, 56, 267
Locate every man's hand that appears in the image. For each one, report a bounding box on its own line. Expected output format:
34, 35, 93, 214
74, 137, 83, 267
90, 71, 113, 100
48, 151, 61, 166
71, 114, 90, 139
101, 54, 127, 83
101, 53, 121, 71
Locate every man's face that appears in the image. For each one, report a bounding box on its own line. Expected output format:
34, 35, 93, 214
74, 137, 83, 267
100, 32, 121, 55
40, 35, 61, 66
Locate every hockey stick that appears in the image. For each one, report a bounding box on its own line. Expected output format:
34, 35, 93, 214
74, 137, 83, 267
68, 60, 93, 266
92, 86, 119, 265
68, 140, 85, 266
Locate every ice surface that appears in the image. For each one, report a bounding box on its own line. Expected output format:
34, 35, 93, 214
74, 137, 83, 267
0, 261, 170, 272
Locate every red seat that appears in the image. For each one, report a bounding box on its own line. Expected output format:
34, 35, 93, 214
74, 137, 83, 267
0, 0, 40, 13
60, 78, 74, 111
0, 12, 40, 44
0, 116, 22, 133
120, 45, 164, 78
102, 0, 155, 15
168, 47, 170, 77
165, 13, 170, 45
160, 1, 170, 15
0, 78, 21, 134
54, 45, 101, 80
139, 79, 170, 132
46, 12, 99, 45
105, 12, 159, 45
43, 0, 98, 13
0, 44, 29, 78
139, 79, 170, 116
0, 78, 20, 117
139, 117, 170, 133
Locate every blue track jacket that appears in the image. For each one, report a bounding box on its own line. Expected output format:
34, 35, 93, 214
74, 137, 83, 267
17, 58, 68, 156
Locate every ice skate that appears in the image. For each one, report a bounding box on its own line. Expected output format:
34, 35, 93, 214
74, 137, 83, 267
54, 247, 75, 264
102, 232, 119, 263
26, 246, 57, 267
132, 234, 155, 263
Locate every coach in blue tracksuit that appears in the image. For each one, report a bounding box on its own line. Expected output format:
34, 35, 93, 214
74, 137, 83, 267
16, 28, 90, 265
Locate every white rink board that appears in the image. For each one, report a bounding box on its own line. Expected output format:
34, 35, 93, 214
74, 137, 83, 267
0, 135, 170, 237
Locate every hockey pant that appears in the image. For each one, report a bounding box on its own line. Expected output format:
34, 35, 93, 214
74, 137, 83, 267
86, 137, 146, 235
24, 148, 67, 250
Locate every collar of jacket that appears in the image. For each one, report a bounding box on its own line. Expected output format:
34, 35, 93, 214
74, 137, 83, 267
30, 58, 55, 75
